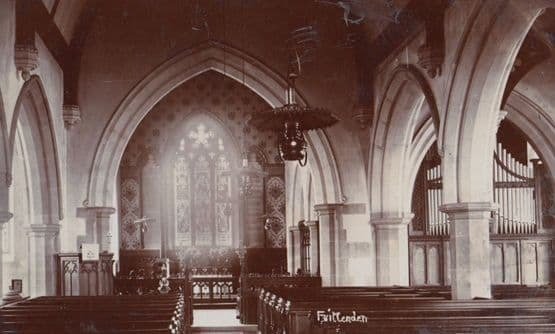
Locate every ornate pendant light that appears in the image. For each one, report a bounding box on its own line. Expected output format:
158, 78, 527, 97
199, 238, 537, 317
249, 72, 339, 166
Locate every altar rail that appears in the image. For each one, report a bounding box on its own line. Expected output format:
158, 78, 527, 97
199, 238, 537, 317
114, 277, 190, 295
409, 234, 553, 286
191, 274, 238, 306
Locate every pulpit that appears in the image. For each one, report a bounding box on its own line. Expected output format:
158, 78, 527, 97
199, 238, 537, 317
56, 252, 114, 296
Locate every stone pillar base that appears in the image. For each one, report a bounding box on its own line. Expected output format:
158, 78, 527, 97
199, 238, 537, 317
305, 220, 320, 275
27, 224, 60, 297
289, 226, 301, 274
88, 207, 116, 253
441, 202, 496, 300
314, 204, 343, 286
0, 212, 13, 297
372, 214, 412, 286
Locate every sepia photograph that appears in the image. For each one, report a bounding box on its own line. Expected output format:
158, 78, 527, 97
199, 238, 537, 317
0, 0, 554, 333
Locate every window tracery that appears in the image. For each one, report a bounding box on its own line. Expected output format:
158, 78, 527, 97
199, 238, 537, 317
174, 122, 234, 247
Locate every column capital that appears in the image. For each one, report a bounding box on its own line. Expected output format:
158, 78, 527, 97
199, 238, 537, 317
314, 203, 343, 215
304, 220, 319, 228
371, 213, 413, 227
27, 224, 60, 236
0, 211, 13, 225
440, 202, 497, 219
63, 104, 81, 128
87, 206, 116, 218
14, 43, 39, 81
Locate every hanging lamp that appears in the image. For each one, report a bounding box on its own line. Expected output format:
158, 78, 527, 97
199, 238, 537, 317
248, 72, 339, 166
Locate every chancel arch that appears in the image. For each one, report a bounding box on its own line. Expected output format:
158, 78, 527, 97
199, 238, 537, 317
118, 71, 284, 254
87, 42, 343, 286
88, 42, 342, 210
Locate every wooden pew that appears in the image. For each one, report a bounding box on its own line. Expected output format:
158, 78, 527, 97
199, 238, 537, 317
238, 274, 321, 324
0, 293, 189, 334
258, 286, 555, 334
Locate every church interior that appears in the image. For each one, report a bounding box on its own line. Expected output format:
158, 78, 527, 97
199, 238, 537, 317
1, 0, 555, 333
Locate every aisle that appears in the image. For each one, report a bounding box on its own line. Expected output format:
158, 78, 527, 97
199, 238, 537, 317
191, 309, 258, 334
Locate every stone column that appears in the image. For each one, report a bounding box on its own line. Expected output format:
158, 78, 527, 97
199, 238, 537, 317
440, 202, 496, 299
0, 211, 13, 297
289, 226, 301, 273
88, 207, 116, 253
27, 224, 59, 297
372, 214, 412, 286
314, 204, 342, 286
305, 220, 320, 275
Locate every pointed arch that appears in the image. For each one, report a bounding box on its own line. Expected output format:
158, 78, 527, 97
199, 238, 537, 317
439, 1, 550, 203
505, 90, 555, 180
10, 75, 62, 222
406, 118, 437, 208
0, 86, 10, 205
87, 41, 342, 209
370, 65, 440, 217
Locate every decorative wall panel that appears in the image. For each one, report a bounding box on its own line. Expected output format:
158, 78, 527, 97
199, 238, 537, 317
265, 176, 286, 248
411, 236, 552, 286
120, 177, 141, 249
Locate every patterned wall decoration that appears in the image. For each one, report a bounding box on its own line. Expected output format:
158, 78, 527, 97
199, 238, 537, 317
265, 176, 286, 248
119, 71, 284, 249
120, 177, 142, 249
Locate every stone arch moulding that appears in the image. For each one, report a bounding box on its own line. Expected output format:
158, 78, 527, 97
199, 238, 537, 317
406, 118, 437, 209
0, 87, 10, 209
370, 65, 440, 217
505, 90, 555, 180
86, 41, 343, 208
10, 75, 63, 222
439, 1, 552, 203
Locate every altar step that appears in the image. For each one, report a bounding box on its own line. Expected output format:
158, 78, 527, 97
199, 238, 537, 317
194, 301, 237, 309
192, 308, 255, 332
190, 325, 258, 334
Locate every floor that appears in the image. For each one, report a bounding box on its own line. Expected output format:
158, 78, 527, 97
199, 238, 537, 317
191, 309, 258, 334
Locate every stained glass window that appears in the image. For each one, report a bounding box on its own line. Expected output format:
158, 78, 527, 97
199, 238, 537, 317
174, 121, 235, 247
